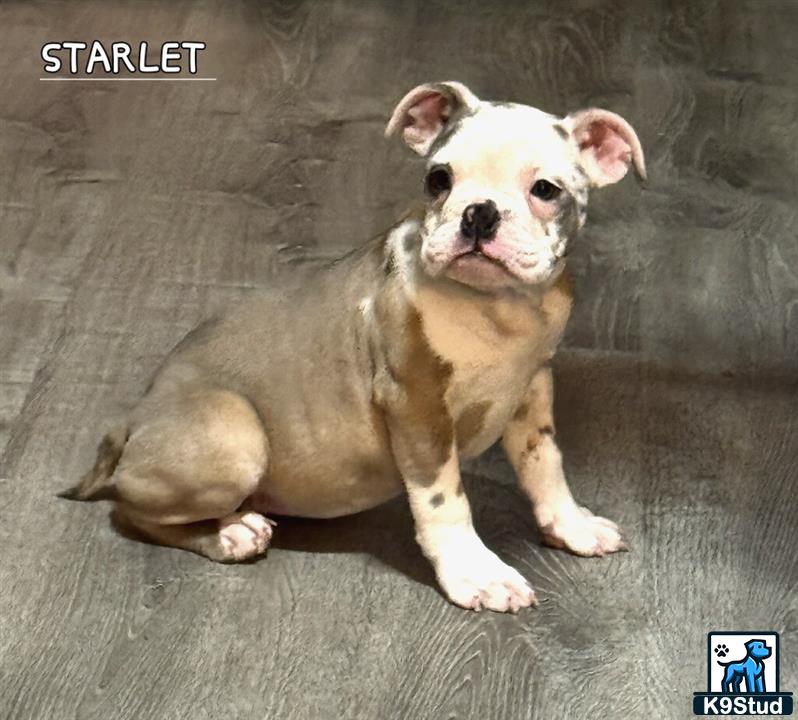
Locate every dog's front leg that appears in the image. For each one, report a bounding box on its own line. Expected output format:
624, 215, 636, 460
373, 297, 535, 612
502, 365, 627, 556
392, 429, 537, 612
746, 668, 759, 693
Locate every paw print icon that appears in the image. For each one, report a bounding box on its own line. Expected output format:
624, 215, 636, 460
714, 643, 729, 658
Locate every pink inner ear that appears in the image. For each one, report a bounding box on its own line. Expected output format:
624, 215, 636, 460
579, 120, 633, 185
403, 93, 449, 147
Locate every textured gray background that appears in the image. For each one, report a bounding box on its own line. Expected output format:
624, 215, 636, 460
0, 1, 796, 719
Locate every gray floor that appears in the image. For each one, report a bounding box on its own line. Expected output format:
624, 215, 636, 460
1, 1, 796, 718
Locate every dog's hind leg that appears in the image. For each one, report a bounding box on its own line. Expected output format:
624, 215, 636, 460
112, 386, 273, 562
721, 667, 735, 694
116, 511, 275, 562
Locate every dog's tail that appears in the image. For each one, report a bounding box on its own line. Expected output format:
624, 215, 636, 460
58, 426, 128, 501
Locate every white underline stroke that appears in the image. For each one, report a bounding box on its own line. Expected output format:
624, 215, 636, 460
39, 77, 217, 82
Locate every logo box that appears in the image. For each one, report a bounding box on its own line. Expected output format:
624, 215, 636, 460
693, 631, 793, 716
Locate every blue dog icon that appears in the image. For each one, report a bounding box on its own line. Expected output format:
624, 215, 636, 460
717, 639, 771, 693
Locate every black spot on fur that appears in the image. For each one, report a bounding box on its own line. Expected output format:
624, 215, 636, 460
427, 106, 477, 155
430, 492, 445, 508
427, 119, 462, 155
558, 194, 581, 240
553, 123, 570, 140
383, 251, 396, 276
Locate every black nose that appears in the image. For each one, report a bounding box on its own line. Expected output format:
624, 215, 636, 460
461, 201, 501, 242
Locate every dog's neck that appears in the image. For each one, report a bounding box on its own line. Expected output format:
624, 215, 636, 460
381, 216, 572, 367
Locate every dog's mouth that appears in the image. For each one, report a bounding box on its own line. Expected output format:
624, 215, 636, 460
455, 247, 503, 263
445, 248, 516, 289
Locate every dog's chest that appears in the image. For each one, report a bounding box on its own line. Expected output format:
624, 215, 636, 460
416, 287, 559, 457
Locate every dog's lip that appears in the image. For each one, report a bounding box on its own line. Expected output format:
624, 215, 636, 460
446, 248, 517, 288
452, 247, 507, 269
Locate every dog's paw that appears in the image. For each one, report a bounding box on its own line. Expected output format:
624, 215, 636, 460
218, 511, 275, 561
715, 644, 729, 658
539, 504, 627, 557
435, 548, 537, 613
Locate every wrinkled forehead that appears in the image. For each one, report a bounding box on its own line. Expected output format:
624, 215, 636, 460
429, 104, 578, 185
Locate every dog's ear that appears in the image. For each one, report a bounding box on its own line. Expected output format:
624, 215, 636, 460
385, 81, 480, 156
563, 108, 646, 187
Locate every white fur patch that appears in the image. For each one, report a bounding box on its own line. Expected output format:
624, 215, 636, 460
420, 104, 585, 286
218, 511, 274, 561
357, 296, 372, 316
406, 448, 537, 612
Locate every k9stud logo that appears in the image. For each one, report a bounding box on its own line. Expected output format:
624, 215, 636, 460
693, 632, 793, 715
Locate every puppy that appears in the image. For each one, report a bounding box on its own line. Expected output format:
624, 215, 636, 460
64, 81, 645, 613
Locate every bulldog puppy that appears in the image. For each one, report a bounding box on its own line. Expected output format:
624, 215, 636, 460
63, 81, 645, 613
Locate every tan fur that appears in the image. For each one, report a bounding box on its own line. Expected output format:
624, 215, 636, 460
454, 401, 491, 449
372, 278, 454, 487
116, 388, 268, 525
406, 260, 572, 459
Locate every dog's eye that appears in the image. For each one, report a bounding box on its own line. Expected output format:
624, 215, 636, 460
425, 166, 453, 197
530, 179, 562, 201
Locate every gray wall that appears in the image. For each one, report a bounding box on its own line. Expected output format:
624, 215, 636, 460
1, 0, 796, 411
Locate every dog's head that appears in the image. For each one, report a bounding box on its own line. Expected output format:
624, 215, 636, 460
386, 81, 645, 292
745, 640, 771, 660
